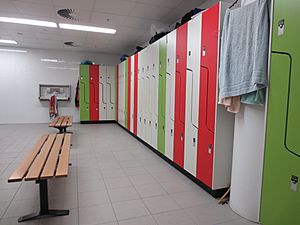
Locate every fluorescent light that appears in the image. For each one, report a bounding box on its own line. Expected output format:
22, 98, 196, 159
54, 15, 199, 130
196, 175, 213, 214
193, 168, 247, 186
0, 17, 57, 28
59, 23, 116, 34
0, 49, 27, 53
0, 39, 17, 44
48, 66, 78, 71
40, 59, 65, 63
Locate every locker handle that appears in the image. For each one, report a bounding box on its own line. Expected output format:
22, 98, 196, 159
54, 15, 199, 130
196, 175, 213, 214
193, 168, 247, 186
208, 144, 212, 154
140, 117, 141, 122
155, 123, 157, 129
149, 121, 151, 126
171, 129, 173, 136
111, 106, 113, 110
180, 133, 184, 141
107, 83, 114, 104
193, 138, 196, 146
100, 82, 107, 104
187, 68, 198, 129
144, 119, 146, 124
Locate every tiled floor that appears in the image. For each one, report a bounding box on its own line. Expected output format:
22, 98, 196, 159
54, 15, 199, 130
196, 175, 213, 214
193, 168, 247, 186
0, 123, 257, 225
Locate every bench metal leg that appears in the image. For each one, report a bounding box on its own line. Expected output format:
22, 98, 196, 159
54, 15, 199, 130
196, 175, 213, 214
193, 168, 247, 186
18, 180, 69, 222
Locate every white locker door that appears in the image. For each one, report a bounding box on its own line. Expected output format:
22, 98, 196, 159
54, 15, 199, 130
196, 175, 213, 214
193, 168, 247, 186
165, 30, 177, 160
184, 15, 201, 177
100, 66, 107, 120
151, 42, 159, 149
138, 51, 145, 140
145, 65, 151, 145
106, 66, 116, 120
137, 53, 142, 138
130, 56, 135, 133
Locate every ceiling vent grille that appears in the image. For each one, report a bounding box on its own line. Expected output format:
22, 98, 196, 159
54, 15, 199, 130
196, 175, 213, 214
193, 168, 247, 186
57, 9, 77, 20
64, 42, 79, 47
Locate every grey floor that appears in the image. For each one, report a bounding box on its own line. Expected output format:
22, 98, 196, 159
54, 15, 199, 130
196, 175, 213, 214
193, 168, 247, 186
0, 123, 257, 225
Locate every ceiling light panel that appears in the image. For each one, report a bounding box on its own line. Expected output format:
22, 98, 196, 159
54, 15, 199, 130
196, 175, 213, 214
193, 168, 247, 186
0, 49, 27, 52
59, 23, 116, 34
0, 17, 57, 28
0, 39, 17, 44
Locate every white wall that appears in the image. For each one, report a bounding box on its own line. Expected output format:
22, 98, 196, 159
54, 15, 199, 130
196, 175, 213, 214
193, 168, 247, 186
0, 48, 119, 124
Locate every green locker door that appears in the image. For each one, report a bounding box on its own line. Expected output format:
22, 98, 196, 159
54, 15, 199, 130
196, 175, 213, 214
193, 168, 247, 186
124, 59, 128, 128
80, 65, 90, 121
158, 37, 167, 154
260, 1, 300, 225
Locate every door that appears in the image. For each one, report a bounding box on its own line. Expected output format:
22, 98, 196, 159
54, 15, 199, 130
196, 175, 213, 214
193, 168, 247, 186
173, 23, 188, 167
158, 36, 167, 154
90, 65, 99, 121
196, 4, 219, 188
165, 31, 176, 160
184, 15, 201, 176
80, 65, 90, 121
133, 53, 139, 135
130, 56, 135, 133
100, 66, 107, 120
106, 66, 116, 120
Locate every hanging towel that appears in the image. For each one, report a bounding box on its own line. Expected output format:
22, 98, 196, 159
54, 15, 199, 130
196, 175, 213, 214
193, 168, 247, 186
75, 80, 80, 108
219, 96, 241, 113
218, 0, 270, 100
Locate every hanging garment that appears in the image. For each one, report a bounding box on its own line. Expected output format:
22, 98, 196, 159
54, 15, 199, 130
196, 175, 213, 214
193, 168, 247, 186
219, 96, 241, 113
218, 0, 270, 104
49, 94, 58, 119
75, 80, 80, 108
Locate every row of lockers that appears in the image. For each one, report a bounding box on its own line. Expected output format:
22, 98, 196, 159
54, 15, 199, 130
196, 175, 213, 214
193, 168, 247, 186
117, 2, 234, 193
80, 65, 116, 122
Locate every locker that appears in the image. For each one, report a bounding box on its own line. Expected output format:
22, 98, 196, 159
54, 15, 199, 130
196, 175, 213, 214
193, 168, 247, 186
150, 42, 159, 149
138, 51, 145, 140
89, 65, 99, 121
124, 60, 129, 129
106, 66, 116, 120
130, 56, 135, 133
158, 36, 167, 154
127, 58, 131, 131
99, 66, 107, 120
80, 65, 90, 121
260, 1, 300, 224
184, 15, 201, 176
133, 54, 139, 135
174, 23, 188, 167
116, 64, 119, 122
145, 52, 151, 144
165, 30, 176, 161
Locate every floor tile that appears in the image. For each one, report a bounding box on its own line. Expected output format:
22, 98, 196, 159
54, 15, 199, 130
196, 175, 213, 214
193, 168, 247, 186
170, 190, 215, 208
79, 204, 116, 225
78, 179, 106, 193
108, 187, 140, 203
143, 195, 180, 214
104, 177, 132, 189
153, 209, 196, 225
78, 190, 110, 207
112, 199, 149, 220
118, 215, 158, 225
135, 183, 167, 198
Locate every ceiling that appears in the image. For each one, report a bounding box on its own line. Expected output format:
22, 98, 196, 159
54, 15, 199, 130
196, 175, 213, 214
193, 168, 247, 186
0, 0, 209, 56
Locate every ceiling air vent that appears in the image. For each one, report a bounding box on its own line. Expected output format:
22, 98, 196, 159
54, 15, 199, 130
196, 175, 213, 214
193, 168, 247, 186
64, 42, 79, 47
57, 9, 76, 20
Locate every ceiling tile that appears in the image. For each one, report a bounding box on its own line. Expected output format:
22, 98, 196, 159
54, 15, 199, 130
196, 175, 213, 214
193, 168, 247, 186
52, 0, 96, 11
94, 0, 136, 16
12, 1, 56, 18
127, 0, 182, 9
90, 12, 125, 27
122, 16, 169, 31
129, 3, 173, 21
0, 0, 19, 13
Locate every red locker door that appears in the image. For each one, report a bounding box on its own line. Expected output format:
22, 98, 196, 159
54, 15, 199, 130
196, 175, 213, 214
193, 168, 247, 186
133, 54, 139, 135
90, 65, 99, 121
196, 3, 219, 188
127, 57, 131, 131
173, 23, 188, 167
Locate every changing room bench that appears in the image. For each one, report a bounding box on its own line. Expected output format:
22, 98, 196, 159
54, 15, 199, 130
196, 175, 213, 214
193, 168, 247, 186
8, 133, 72, 222
49, 116, 73, 133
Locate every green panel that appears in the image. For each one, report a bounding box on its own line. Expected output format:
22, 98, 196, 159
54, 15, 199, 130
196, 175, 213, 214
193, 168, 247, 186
260, 1, 300, 225
80, 65, 90, 121
157, 37, 167, 154
124, 60, 128, 128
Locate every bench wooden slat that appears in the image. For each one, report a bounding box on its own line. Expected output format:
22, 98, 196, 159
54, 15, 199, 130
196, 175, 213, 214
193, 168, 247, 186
61, 116, 69, 127
49, 117, 60, 127
40, 134, 64, 179
56, 117, 64, 126
66, 116, 73, 127
55, 133, 72, 177
25, 134, 57, 181
8, 135, 48, 182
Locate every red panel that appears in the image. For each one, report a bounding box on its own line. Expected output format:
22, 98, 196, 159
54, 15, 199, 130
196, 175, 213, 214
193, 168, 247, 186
196, 3, 219, 188
127, 57, 131, 131
133, 54, 138, 135
90, 65, 99, 121
173, 23, 188, 167
116, 65, 119, 122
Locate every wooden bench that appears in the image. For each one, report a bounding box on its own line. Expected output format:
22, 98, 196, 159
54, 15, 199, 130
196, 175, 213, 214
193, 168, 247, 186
49, 116, 73, 133
8, 133, 72, 222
